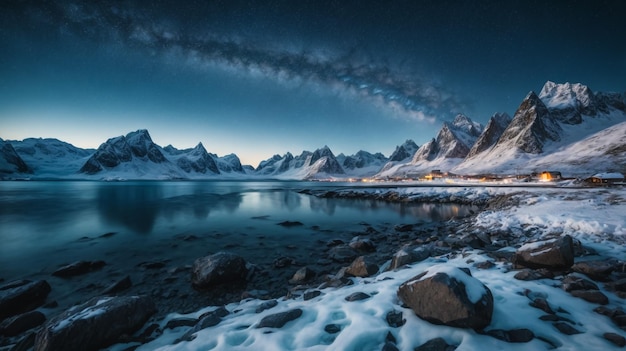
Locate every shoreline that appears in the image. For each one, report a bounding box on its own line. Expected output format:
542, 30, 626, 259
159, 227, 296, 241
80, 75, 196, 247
2, 186, 625, 350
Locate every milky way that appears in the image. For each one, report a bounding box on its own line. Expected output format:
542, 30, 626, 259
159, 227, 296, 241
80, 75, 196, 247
24, 1, 466, 122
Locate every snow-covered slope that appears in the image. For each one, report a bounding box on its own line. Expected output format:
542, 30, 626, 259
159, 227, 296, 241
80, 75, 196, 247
337, 150, 388, 177
0, 138, 32, 176
455, 82, 626, 175
255, 146, 345, 179
9, 138, 93, 177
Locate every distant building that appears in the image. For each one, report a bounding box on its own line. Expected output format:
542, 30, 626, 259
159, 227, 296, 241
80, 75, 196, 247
585, 172, 625, 185
539, 171, 562, 181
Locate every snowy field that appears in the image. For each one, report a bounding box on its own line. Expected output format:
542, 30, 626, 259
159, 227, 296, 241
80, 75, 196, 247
107, 185, 626, 351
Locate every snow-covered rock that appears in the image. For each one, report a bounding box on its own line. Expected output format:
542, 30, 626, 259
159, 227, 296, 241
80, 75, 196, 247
389, 140, 419, 162
0, 138, 32, 175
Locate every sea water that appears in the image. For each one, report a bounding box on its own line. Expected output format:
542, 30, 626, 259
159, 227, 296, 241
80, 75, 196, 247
0, 180, 475, 281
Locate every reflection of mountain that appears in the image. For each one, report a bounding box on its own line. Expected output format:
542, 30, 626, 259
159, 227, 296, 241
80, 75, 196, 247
305, 195, 472, 221
97, 184, 162, 233
97, 184, 243, 233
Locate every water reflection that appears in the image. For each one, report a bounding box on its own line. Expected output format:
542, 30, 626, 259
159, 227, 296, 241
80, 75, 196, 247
96, 184, 243, 234
306, 196, 474, 221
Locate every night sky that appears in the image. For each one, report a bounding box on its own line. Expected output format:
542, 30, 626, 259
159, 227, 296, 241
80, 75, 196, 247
1, 1, 625, 166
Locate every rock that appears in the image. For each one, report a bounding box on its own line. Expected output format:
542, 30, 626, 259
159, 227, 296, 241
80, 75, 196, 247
35, 295, 156, 351
349, 237, 376, 252
303, 290, 321, 301
552, 322, 582, 335
571, 259, 615, 281
612, 278, 626, 292
256, 309, 303, 328
512, 235, 574, 270
414, 337, 457, 351
102, 276, 132, 295
485, 328, 534, 343
176, 307, 229, 342
344, 292, 371, 302
514, 268, 554, 281
255, 300, 278, 313
165, 318, 198, 329
0, 310, 46, 336
324, 324, 341, 334
52, 260, 105, 277
277, 221, 303, 227
570, 290, 609, 305
561, 274, 599, 292
0, 280, 51, 320
345, 256, 379, 277
191, 252, 248, 290
273, 256, 297, 268
10, 332, 36, 351
397, 266, 493, 330
529, 297, 555, 314
604, 332, 626, 347
388, 245, 430, 270
328, 245, 359, 263
289, 267, 316, 284
382, 342, 399, 351
386, 310, 405, 328
474, 261, 495, 270
394, 224, 414, 232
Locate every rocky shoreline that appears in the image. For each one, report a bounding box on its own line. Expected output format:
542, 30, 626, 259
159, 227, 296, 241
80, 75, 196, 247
2, 189, 625, 350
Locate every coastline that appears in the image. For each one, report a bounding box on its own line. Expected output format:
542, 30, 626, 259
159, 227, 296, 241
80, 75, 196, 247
2, 185, 625, 350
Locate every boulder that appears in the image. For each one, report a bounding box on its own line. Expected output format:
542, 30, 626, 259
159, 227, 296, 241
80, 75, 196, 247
328, 245, 359, 263
570, 290, 608, 305
414, 337, 457, 351
561, 274, 599, 292
571, 259, 615, 281
349, 236, 376, 252
35, 295, 156, 351
344, 292, 370, 302
512, 236, 574, 270
102, 276, 132, 295
0, 310, 46, 336
0, 280, 51, 320
255, 309, 302, 328
52, 261, 105, 277
484, 328, 534, 343
191, 252, 248, 289
388, 244, 430, 270
345, 256, 378, 277
397, 266, 493, 330
604, 333, 626, 347
289, 267, 315, 284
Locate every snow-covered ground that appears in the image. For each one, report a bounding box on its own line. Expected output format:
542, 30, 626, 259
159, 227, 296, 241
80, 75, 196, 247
107, 185, 626, 351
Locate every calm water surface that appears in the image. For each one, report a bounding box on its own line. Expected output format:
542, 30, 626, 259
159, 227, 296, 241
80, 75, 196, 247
0, 181, 474, 281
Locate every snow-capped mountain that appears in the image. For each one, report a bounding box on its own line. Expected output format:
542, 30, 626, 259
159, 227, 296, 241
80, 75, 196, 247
378, 115, 483, 177
337, 150, 387, 172
0, 138, 32, 176
455, 81, 626, 175
79, 129, 183, 178
162, 143, 220, 174
465, 113, 511, 159
388, 140, 419, 162
9, 138, 94, 177
255, 146, 345, 179
162, 143, 245, 175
